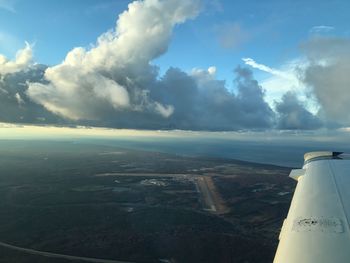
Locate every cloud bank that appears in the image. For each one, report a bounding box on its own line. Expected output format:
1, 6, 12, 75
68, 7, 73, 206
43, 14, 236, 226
242, 36, 350, 129
301, 37, 350, 127
148, 66, 274, 130
1, 0, 349, 131
275, 92, 322, 130
23, 0, 274, 131
0, 64, 64, 124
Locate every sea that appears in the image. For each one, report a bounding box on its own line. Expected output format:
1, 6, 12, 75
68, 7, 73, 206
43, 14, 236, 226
80, 135, 350, 168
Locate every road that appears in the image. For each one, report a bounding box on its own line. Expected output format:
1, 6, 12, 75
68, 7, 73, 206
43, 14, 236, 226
0, 241, 134, 263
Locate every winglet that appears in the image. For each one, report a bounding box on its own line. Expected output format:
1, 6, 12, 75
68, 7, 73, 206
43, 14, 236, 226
289, 169, 305, 181
304, 151, 343, 163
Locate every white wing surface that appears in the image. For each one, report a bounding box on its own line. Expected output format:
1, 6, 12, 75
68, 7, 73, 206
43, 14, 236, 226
274, 151, 350, 263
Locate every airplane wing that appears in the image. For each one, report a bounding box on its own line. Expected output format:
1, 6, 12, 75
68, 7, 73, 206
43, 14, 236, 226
274, 151, 350, 263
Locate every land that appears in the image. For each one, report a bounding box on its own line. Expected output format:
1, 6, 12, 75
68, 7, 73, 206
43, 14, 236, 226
0, 140, 296, 263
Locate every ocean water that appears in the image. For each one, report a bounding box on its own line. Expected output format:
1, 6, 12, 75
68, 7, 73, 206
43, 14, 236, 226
3, 128, 350, 168
80, 136, 350, 168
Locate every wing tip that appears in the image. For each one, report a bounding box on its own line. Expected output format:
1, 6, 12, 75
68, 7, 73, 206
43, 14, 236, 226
304, 151, 343, 163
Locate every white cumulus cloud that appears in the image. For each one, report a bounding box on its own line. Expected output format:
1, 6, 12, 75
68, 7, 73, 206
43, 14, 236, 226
0, 42, 33, 76
27, 0, 201, 121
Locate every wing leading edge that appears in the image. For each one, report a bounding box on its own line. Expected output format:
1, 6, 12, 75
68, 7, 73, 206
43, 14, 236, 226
274, 151, 350, 263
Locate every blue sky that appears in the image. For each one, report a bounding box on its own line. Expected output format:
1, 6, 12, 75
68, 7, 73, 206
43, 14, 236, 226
1, 0, 348, 82
0, 0, 349, 131
0, 0, 130, 62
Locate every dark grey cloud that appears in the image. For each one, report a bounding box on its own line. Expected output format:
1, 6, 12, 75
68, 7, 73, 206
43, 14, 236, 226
0, 65, 64, 124
74, 65, 275, 131
148, 66, 274, 130
0, 63, 277, 131
234, 66, 274, 128
301, 37, 350, 126
275, 91, 322, 130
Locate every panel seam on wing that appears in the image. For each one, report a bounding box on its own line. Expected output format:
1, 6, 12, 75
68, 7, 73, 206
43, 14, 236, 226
328, 161, 350, 232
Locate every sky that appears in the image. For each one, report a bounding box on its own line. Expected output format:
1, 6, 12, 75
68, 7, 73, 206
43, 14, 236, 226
0, 0, 350, 131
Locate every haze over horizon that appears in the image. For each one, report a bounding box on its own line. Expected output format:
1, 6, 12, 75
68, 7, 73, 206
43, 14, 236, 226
0, 0, 350, 132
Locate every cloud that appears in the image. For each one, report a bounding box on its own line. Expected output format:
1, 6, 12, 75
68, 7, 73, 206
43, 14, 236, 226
149, 65, 274, 130
241, 57, 318, 113
233, 66, 275, 128
0, 64, 64, 124
14, 92, 24, 105
301, 37, 350, 126
0, 0, 330, 131
310, 25, 335, 34
23, 0, 272, 131
0, 42, 33, 76
242, 37, 350, 129
27, 0, 201, 121
242, 57, 295, 80
275, 91, 322, 130
0, 0, 275, 131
